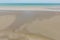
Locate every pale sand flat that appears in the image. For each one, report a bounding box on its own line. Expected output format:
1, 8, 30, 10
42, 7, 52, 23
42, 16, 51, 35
0, 11, 57, 40
21, 15, 60, 40
0, 15, 16, 30
8, 30, 53, 40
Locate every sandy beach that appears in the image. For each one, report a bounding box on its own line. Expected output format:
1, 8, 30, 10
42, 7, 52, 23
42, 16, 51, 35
0, 10, 60, 40
0, 6, 60, 11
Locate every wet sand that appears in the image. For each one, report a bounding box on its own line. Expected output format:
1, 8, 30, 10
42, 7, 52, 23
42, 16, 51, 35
0, 6, 60, 11
0, 11, 60, 40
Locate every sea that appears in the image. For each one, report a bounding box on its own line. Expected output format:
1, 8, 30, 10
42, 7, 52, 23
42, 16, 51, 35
0, 3, 60, 7
0, 3, 60, 11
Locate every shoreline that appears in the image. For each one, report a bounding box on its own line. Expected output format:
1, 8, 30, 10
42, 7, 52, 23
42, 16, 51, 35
0, 6, 60, 11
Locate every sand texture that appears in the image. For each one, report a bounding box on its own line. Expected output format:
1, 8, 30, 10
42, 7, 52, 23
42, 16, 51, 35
0, 11, 59, 40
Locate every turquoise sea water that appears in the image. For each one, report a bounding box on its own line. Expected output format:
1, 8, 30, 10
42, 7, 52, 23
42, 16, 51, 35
0, 3, 60, 7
